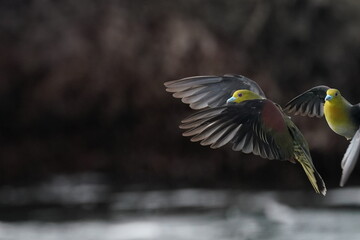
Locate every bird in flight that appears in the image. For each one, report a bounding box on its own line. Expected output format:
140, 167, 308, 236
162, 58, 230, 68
285, 86, 360, 186
164, 75, 326, 195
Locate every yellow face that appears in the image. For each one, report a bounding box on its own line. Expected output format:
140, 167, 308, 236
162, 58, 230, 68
325, 88, 341, 102
226, 90, 262, 103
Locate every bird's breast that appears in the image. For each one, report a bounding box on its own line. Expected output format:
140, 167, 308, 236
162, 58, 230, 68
324, 102, 357, 139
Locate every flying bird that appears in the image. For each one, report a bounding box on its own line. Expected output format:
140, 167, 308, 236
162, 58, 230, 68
285, 86, 360, 186
164, 75, 326, 195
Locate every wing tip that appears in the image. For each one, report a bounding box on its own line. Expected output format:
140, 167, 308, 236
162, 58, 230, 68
164, 80, 176, 87
339, 173, 350, 187
320, 188, 327, 196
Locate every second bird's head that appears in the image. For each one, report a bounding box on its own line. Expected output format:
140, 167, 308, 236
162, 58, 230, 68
325, 88, 341, 102
226, 90, 262, 104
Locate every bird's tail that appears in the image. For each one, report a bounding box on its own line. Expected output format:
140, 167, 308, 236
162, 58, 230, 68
293, 144, 327, 196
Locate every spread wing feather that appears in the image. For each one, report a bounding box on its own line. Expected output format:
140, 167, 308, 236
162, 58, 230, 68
180, 100, 289, 160
340, 127, 360, 186
164, 75, 266, 109
284, 86, 330, 118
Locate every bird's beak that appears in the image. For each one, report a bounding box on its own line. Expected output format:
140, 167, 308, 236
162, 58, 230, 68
325, 95, 333, 101
226, 96, 236, 103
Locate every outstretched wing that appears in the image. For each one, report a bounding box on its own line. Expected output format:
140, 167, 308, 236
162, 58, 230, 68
180, 99, 292, 160
164, 75, 266, 109
340, 127, 360, 187
284, 86, 330, 118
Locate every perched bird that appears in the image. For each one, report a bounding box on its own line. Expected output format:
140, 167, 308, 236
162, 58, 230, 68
285, 86, 360, 186
165, 75, 326, 195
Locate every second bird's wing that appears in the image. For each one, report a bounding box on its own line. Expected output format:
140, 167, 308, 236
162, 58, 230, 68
284, 86, 330, 117
180, 99, 292, 160
164, 75, 266, 109
340, 127, 360, 187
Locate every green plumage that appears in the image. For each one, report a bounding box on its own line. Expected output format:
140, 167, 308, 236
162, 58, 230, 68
286, 118, 326, 195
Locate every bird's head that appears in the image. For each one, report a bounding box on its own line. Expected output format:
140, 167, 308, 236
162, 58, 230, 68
325, 88, 341, 102
226, 90, 262, 104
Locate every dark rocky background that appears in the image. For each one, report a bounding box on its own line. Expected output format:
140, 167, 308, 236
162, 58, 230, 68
1, 0, 360, 192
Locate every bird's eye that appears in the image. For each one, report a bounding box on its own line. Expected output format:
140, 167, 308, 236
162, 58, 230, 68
335, 92, 338, 96
238, 93, 243, 97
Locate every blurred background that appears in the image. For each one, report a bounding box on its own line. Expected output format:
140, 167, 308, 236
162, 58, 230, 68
2, 0, 360, 239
